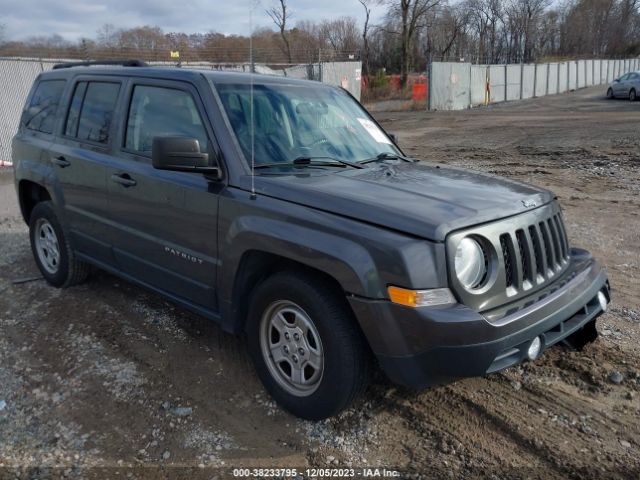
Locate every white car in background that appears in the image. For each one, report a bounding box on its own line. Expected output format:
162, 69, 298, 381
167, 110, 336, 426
606, 71, 640, 100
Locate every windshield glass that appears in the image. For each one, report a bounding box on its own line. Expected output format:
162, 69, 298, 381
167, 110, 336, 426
215, 82, 400, 168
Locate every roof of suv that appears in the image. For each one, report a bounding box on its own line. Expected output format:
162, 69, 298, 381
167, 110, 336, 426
39, 65, 329, 88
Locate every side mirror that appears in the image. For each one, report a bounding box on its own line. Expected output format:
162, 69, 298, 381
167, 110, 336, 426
388, 132, 398, 144
152, 136, 220, 178
614, 78, 620, 83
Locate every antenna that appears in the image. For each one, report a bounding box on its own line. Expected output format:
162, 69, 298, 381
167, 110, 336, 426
249, 1, 258, 200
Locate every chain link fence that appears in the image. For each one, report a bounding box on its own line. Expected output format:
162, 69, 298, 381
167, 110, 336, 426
0, 58, 58, 166
0, 57, 362, 166
429, 58, 640, 110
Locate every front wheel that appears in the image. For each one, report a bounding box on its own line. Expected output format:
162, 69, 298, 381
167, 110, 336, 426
630, 89, 637, 102
246, 271, 370, 420
29, 201, 90, 287
606, 88, 614, 99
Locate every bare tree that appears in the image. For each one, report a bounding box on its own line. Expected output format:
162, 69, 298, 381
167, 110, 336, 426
465, 0, 505, 63
319, 17, 361, 55
436, 5, 469, 60
506, 0, 551, 62
387, 0, 442, 86
96, 24, 119, 49
267, 0, 293, 63
358, 0, 381, 75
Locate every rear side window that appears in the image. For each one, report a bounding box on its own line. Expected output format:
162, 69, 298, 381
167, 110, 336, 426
125, 85, 208, 154
23, 80, 66, 134
65, 81, 120, 144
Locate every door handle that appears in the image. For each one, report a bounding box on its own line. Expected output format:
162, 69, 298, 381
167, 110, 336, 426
110, 173, 137, 188
51, 156, 70, 168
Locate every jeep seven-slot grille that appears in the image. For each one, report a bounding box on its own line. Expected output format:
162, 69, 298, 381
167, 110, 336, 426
499, 212, 570, 294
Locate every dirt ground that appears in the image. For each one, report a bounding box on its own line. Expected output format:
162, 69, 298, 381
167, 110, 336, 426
1, 86, 639, 479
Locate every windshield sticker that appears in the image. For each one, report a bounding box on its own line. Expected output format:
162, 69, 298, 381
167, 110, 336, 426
357, 118, 392, 144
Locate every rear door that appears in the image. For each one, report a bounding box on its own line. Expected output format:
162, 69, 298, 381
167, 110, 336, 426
47, 77, 123, 264
14, 78, 67, 195
105, 78, 223, 310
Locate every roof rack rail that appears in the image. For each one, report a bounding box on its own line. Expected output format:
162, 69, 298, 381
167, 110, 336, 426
52, 59, 148, 70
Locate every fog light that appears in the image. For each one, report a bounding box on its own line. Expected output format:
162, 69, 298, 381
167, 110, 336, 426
597, 291, 608, 312
527, 337, 542, 360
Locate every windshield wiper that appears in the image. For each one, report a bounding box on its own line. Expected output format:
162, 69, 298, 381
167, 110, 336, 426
292, 156, 364, 169
359, 152, 417, 164
254, 156, 364, 170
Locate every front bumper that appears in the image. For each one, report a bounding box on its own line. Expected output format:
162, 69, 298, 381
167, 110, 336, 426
348, 248, 610, 388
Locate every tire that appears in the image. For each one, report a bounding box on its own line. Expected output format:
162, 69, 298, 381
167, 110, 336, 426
246, 271, 370, 420
29, 201, 90, 288
630, 89, 637, 102
606, 88, 614, 99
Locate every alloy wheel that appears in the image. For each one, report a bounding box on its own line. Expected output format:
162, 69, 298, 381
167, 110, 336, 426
259, 300, 324, 397
34, 218, 61, 274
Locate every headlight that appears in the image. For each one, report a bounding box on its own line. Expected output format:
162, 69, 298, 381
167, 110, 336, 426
455, 237, 487, 290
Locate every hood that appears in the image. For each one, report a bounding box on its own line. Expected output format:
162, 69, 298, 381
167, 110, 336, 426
249, 161, 555, 241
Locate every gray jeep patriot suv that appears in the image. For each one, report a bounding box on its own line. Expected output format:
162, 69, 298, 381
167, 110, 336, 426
13, 60, 610, 420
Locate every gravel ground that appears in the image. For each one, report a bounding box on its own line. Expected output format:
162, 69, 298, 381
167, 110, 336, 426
1, 86, 639, 479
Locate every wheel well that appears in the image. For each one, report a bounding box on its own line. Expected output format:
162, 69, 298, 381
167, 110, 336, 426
18, 180, 51, 223
230, 251, 350, 333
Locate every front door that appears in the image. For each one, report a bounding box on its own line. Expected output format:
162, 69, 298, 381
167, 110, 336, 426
614, 73, 630, 96
105, 80, 222, 311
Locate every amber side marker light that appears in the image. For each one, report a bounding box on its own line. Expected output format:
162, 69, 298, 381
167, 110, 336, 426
388, 286, 456, 307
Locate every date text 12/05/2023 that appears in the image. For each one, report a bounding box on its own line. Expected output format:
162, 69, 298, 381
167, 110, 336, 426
232, 468, 401, 477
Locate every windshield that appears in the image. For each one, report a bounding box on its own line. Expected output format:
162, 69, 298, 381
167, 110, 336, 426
215, 82, 400, 169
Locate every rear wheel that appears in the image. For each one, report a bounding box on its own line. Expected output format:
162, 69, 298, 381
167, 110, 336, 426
29, 201, 90, 287
246, 271, 370, 420
630, 89, 637, 101
606, 88, 614, 99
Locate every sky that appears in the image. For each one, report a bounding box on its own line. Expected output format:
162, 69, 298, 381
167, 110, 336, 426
0, 0, 386, 42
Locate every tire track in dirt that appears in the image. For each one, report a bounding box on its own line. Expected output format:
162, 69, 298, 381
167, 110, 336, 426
0, 248, 307, 469
368, 384, 555, 474
448, 366, 639, 476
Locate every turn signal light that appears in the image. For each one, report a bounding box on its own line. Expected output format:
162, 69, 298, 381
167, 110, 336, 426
387, 286, 456, 307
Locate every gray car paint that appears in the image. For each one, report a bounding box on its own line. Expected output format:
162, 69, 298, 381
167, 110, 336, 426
608, 71, 640, 98
12, 66, 609, 386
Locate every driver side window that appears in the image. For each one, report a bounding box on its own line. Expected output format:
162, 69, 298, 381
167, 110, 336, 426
125, 85, 208, 155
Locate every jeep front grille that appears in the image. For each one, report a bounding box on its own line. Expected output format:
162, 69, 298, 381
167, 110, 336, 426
446, 202, 572, 313
499, 212, 570, 294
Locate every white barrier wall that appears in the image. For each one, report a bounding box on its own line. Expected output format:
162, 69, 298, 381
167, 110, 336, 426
548, 63, 559, 94
488, 65, 505, 103
470, 65, 487, 106
522, 64, 535, 98
429, 57, 639, 110
506, 65, 521, 101
535, 64, 548, 96
429, 62, 472, 110
558, 62, 568, 93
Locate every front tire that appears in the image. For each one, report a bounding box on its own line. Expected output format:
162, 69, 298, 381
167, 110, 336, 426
246, 271, 370, 420
630, 89, 637, 101
29, 201, 90, 287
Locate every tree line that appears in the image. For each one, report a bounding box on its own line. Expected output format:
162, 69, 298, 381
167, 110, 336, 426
0, 0, 638, 86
